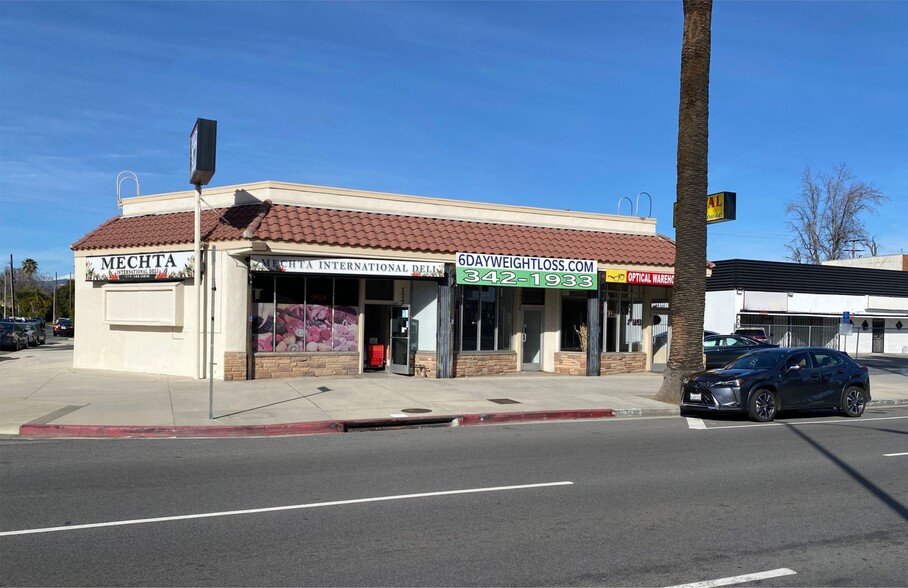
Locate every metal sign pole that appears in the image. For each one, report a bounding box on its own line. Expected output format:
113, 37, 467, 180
194, 184, 202, 380
209, 246, 217, 420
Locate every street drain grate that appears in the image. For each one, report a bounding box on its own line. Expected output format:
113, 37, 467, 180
401, 408, 432, 414
488, 398, 520, 405
317, 386, 331, 392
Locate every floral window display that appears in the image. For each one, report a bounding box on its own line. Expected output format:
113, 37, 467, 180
251, 275, 359, 353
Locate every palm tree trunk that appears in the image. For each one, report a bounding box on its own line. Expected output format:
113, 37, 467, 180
656, 0, 712, 404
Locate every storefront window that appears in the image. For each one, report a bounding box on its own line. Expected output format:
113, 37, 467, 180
304, 277, 333, 352
365, 279, 393, 301
458, 285, 513, 352
333, 279, 359, 352
603, 284, 643, 353
561, 290, 587, 351
252, 276, 277, 352
251, 274, 360, 353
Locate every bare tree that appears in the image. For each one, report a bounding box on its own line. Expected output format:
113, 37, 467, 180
785, 164, 886, 263
656, 0, 712, 404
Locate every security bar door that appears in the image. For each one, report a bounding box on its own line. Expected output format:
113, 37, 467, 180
389, 305, 411, 375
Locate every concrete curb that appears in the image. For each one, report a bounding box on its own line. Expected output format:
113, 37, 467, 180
16, 401, 904, 439
19, 409, 625, 439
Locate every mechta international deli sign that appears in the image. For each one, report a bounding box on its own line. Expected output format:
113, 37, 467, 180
250, 256, 445, 277
85, 251, 194, 281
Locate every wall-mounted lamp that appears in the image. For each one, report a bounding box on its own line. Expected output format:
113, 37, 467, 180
861, 320, 869, 331
787, 292, 794, 297
735, 288, 744, 295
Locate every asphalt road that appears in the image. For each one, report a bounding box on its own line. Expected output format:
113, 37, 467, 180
2, 408, 907, 587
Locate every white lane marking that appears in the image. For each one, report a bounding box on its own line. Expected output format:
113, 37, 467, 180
695, 415, 908, 430
0, 481, 573, 537
666, 567, 796, 588
883, 452, 908, 457
686, 417, 707, 429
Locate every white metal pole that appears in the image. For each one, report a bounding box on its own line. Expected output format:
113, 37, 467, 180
195, 184, 202, 379
209, 246, 217, 419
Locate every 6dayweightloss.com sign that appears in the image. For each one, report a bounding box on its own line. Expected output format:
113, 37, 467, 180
455, 253, 597, 290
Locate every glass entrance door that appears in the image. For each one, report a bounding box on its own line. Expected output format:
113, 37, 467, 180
389, 305, 411, 375
521, 308, 543, 371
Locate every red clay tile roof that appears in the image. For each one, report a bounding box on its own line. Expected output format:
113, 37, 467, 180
72, 200, 676, 267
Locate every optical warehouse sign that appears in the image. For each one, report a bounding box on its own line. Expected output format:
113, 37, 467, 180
456, 253, 597, 290
605, 269, 674, 286
250, 256, 445, 277
85, 251, 195, 281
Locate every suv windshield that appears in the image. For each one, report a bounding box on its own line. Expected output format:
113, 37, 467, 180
726, 350, 785, 370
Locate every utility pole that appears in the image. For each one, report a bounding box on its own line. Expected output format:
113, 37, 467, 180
845, 239, 864, 259
53, 272, 58, 322
9, 254, 15, 318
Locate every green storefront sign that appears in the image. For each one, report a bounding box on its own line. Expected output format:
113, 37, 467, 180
455, 253, 597, 290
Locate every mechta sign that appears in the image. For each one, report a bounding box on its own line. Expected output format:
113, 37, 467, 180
673, 191, 737, 226
456, 253, 597, 290
85, 251, 195, 281
605, 269, 674, 286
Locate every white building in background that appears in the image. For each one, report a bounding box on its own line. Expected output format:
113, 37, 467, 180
704, 259, 908, 355
822, 254, 908, 272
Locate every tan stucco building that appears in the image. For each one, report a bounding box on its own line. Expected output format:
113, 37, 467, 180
72, 181, 677, 380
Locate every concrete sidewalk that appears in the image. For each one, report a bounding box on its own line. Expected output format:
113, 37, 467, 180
2, 338, 906, 438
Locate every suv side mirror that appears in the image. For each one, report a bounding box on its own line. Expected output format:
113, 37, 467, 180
785, 363, 801, 373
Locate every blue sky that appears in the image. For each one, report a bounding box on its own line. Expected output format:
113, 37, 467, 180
1, 1, 906, 279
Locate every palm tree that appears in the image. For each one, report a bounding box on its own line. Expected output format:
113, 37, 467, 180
21, 258, 38, 276
656, 0, 712, 404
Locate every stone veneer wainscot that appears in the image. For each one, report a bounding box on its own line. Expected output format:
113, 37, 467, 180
554, 352, 647, 375
454, 351, 518, 377
252, 352, 359, 379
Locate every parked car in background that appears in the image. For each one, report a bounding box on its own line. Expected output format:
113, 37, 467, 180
682, 347, 870, 422
23, 320, 46, 345
733, 327, 769, 342
30, 316, 46, 330
1, 320, 38, 346
0, 322, 28, 350
703, 334, 779, 369
53, 318, 74, 337
654, 329, 720, 350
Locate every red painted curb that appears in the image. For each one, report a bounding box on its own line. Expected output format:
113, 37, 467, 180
18, 409, 617, 438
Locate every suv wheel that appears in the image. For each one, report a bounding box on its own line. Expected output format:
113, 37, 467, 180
841, 386, 866, 418
748, 388, 778, 422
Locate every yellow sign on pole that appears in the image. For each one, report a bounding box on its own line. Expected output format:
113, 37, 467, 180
672, 191, 737, 227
